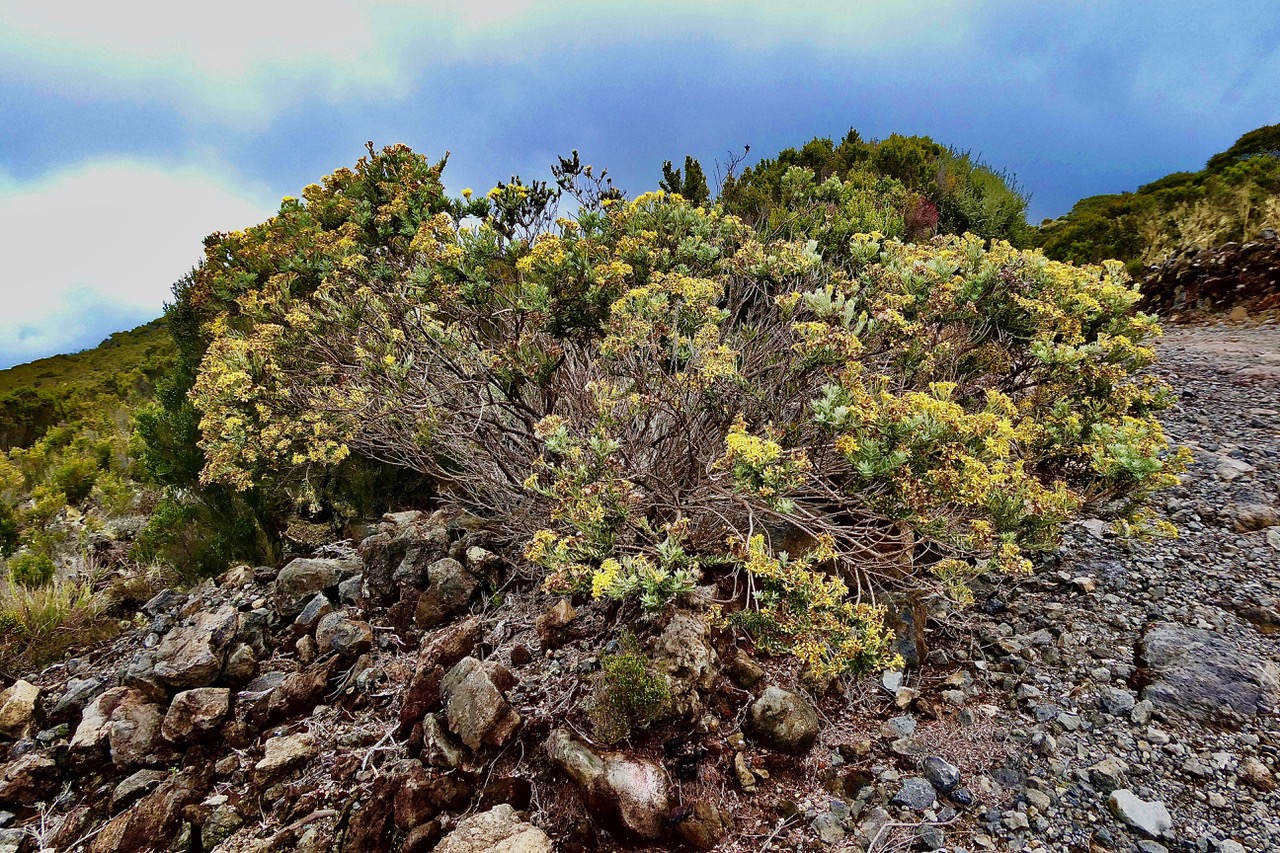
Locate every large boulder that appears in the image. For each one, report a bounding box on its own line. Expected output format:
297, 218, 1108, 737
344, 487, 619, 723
434, 804, 552, 853
545, 728, 670, 841
274, 558, 357, 618
415, 558, 479, 629
89, 771, 209, 853
153, 605, 240, 689
360, 514, 450, 606
747, 686, 821, 754
1138, 622, 1280, 722
441, 657, 521, 750
0, 680, 40, 740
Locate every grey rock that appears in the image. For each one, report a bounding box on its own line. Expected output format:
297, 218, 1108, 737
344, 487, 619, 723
415, 558, 479, 628
422, 713, 465, 769
747, 686, 820, 755
1089, 757, 1129, 792
1139, 622, 1280, 722
441, 657, 520, 750
811, 812, 845, 844
293, 594, 332, 635
1099, 686, 1137, 716
544, 728, 669, 841
314, 611, 373, 659
275, 558, 356, 617
654, 612, 717, 716
922, 756, 960, 792
153, 604, 239, 689
48, 677, 104, 724
880, 716, 916, 738
1108, 789, 1172, 838
111, 769, 168, 810
433, 804, 552, 853
107, 690, 166, 768
890, 777, 936, 810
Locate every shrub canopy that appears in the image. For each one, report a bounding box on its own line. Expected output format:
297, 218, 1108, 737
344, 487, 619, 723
182, 145, 1182, 678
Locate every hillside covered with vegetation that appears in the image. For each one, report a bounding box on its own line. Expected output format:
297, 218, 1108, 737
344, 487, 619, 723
1037, 123, 1280, 271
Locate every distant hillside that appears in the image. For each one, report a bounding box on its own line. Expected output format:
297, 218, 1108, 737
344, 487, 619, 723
1037, 123, 1280, 271
0, 320, 173, 451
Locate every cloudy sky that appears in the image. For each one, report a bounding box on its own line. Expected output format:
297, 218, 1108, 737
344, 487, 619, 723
1, 1, 1277, 368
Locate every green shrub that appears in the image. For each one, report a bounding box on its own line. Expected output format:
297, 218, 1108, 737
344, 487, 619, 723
587, 634, 671, 743
184, 152, 1184, 678
0, 577, 110, 673
0, 503, 17, 557
7, 551, 55, 588
52, 457, 99, 506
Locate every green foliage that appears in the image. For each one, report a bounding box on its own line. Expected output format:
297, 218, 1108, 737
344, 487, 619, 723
0, 576, 110, 674
7, 552, 55, 588
721, 130, 1030, 245
587, 633, 670, 744
1040, 124, 1280, 266
658, 156, 711, 207
1206, 124, 1280, 172
184, 144, 1183, 677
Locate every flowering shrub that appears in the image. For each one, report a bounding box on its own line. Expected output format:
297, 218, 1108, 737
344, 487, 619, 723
186, 147, 1185, 677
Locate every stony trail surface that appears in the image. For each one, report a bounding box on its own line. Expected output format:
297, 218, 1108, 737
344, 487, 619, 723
944, 322, 1280, 853
0, 323, 1277, 853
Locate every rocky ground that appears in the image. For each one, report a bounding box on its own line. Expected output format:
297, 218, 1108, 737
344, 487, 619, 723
0, 321, 1276, 853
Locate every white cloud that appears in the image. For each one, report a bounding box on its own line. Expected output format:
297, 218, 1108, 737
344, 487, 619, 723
0, 0, 972, 121
0, 160, 273, 364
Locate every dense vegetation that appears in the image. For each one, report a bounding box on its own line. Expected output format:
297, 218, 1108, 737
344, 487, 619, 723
0, 322, 173, 670
719, 130, 1032, 246
172, 143, 1179, 677
1037, 123, 1280, 271
2, 133, 1191, 679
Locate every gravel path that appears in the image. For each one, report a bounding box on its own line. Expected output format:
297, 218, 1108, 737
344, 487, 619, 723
948, 323, 1280, 853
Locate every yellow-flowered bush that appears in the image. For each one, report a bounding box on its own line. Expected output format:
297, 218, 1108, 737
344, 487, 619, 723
186, 146, 1185, 678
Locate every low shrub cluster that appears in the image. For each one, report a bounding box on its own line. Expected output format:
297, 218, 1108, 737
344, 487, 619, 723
587, 633, 671, 744
178, 144, 1184, 678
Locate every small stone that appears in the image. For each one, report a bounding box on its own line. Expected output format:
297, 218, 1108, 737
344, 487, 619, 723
747, 686, 820, 755
1107, 789, 1172, 838
1099, 687, 1137, 716
890, 777, 936, 811
811, 812, 845, 844
881, 716, 917, 738
922, 756, 960, 792
1131, 699, 1154, 725
255, 733, 317, 780
1089, 757, 1129, 792
882, 671, 904, 693
0, 681, 40, 740
1240, 756, 1275, 790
